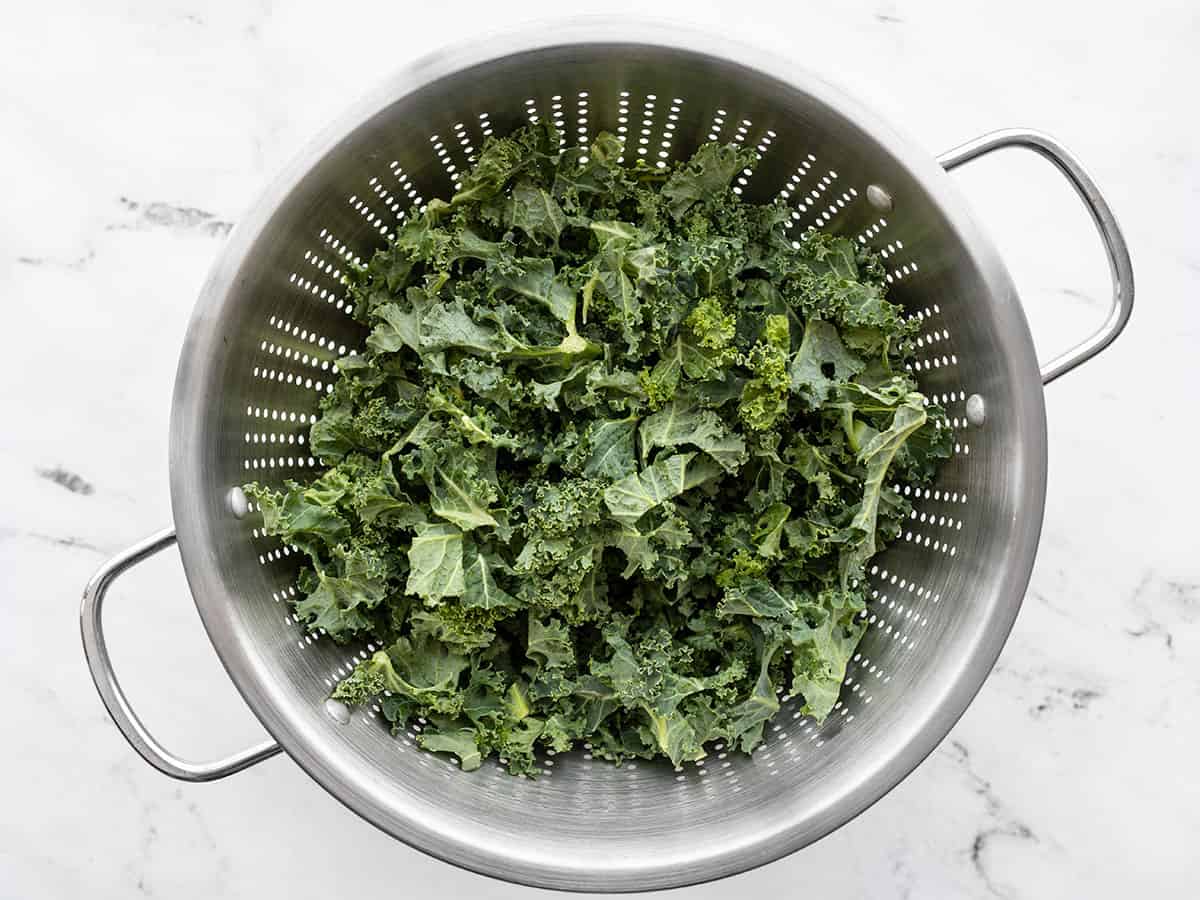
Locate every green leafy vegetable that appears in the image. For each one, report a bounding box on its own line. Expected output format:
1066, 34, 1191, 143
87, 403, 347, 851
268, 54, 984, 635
246, 123, 952, 775
405, 523, 465, 602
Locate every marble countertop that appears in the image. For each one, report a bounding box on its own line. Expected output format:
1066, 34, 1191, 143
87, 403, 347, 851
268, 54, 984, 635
2, 1, 1197, 897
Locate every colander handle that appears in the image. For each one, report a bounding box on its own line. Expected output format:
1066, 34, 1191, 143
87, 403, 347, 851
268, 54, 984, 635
938, 129, 1134, 384
80, 528, 282, 781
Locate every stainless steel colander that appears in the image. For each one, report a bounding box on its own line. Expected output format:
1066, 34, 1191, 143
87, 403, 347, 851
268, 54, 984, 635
80, 21, 1132, 893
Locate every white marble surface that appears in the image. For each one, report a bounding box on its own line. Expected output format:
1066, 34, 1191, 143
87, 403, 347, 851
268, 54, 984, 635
2, 1, 1198, 897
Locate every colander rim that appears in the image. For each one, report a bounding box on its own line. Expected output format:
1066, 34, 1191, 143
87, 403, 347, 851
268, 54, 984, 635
168, 17, 1047, 892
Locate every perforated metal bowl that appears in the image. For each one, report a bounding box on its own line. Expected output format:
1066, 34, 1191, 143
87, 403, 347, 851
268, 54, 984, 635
81, 21, 1132, 893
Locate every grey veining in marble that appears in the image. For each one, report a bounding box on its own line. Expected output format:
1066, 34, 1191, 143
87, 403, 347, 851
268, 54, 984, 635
2, 1, 1198, 897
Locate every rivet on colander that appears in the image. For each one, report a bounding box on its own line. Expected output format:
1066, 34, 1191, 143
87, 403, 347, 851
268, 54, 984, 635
227, 486, 249, 519
966, 393, 987, 426
866, 184, 893, 212
322, 698, 352, 725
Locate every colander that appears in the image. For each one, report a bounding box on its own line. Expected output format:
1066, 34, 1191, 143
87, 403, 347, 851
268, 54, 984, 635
80, 21, 1132, 893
